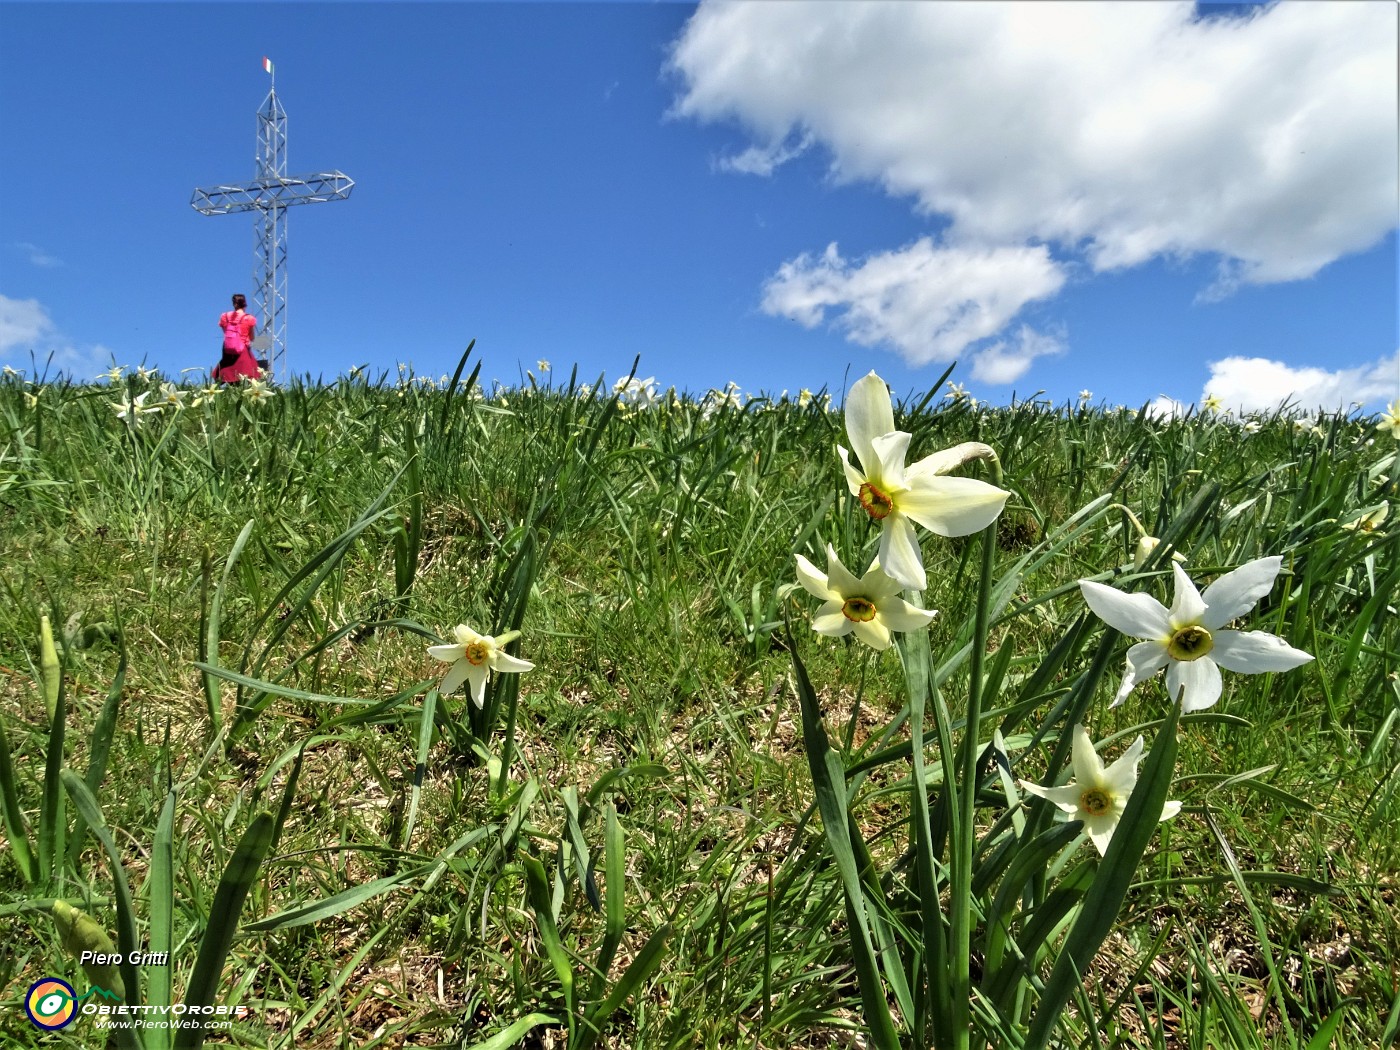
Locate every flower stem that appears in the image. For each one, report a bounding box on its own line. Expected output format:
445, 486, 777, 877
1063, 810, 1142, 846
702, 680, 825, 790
950, 455, 1003, 1050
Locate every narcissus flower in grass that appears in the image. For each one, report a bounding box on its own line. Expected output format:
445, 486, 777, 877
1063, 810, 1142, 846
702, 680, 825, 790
1080, 557, 1313, 713
1340, 503, 1388, 533
112, 391, 159, 423
794, 545, 935, 650
839, 371, 1010, 590
428, 624, 534, 708
1377, 401, 1400, 440
1020, 725, 1181, 857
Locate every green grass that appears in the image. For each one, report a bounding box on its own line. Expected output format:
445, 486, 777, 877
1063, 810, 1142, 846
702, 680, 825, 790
1, 358, 1396, 1049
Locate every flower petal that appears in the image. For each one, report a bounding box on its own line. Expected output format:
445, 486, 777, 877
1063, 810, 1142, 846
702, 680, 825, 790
905, 441, 999, 480
1100, 735, 1146, 796
466, 664, 490, 708
1210, 630, 1314, 673
811, 605, 854, 637
824, 545, 864, 596
794, 554, 837, 600
851, 617, 892, 651
490, 652, 534, 674
837, 445, 866, 497
1070, 725, 1106, 784
845, 372, 896, 473
897, 474, 1010, 537
1161, 800, 1183, 821
1168, 563, 1207, 628
878, 514, 927, 591
1084, 812, 1120, 856
1200, 556, 1283, 630
870, 431, 911, 490
1019, 780, 1083, 815
1166, 656, 1223, 712
440, 659, 471, 696
876, 596, 937, 633
1080, 581, 1172, 640
427, 643, 464, 663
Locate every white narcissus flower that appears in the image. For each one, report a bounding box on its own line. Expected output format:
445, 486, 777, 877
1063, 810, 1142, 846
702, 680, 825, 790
157, 382, 187, 410
839, 372, 1010, 591
1020, 725, 1182, 857
1340, 504, 1389, 533
794, 544, 936, 650
1202, 393, 1223, 413
112, 391, 160, 423
1080, 557, 1313, 713
428, 624, 534, 708
1378, 401, 1400, 440
243, 378, 275, 403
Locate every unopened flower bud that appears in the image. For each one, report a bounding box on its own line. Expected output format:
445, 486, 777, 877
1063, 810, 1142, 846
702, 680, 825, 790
39, 614, 60, 724
51, 901, 126, 999
1133, 537, 1187, 570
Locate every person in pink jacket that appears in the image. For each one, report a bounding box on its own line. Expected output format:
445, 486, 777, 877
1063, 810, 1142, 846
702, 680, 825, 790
214, 294, 263, 382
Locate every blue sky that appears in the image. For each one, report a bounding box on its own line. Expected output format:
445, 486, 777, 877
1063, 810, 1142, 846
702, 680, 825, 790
1, 1, 1396, 412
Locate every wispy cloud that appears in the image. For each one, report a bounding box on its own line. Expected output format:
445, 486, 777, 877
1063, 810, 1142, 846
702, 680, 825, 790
0, 293, 116, 378
970, 326, 1066, 386
760, 239, 1065, 366
12, 241, 62, 268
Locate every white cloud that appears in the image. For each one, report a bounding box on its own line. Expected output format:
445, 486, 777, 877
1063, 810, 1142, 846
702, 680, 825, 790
1147, 395, 1189, 420
718, 133, 812, 177
0, 294, 115, 378
0, 294, 54, 354
760, 239, 1065, 365
12, 242, 62, 268
970, 325, 1066, 385
1202, 352, 1400, 413
670, 2, 1397, 286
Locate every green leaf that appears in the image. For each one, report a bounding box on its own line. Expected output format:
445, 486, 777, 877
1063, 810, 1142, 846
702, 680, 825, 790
178, 812, 275, 1048
460, 1013, 561, 1050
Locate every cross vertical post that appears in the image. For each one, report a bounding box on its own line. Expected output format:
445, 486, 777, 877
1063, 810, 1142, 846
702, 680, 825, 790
191, 59, 352, 380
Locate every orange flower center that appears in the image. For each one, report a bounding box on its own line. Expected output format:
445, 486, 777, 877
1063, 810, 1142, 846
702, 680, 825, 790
1079, 788, 1112, 816
858, 481, 895, 521
841, 597, 877, 623
463, 641, 491, 666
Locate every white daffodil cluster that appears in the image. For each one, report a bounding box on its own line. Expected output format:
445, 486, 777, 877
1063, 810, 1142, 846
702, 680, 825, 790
613, 376, 659, 411
791, 371, 1010, 654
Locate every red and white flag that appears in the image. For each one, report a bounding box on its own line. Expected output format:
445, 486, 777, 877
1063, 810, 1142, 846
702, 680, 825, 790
262, 56, 274, 75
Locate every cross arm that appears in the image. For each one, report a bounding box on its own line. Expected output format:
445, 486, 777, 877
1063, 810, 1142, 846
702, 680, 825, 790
191, 172, 355, 215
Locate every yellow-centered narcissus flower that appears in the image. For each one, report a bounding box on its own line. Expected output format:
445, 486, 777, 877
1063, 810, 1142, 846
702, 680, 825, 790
1340, 503, 1389, 532
794, 544, 936, 650
1080, 557, 1313, 713
1377, 401, 1400, 440
838, 372, 1010, 591
1020, 725, 1181, 857
428, 624, 534, 708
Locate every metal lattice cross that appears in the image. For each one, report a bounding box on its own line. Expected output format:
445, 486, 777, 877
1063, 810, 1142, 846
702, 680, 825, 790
192, 68, 352, 379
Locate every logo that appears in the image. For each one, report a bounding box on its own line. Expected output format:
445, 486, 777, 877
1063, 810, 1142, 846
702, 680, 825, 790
25, 978, 77, 1030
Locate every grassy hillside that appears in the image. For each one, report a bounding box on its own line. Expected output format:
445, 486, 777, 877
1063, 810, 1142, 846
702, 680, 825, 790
1, 357, 1396, 1049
